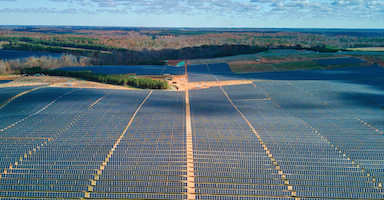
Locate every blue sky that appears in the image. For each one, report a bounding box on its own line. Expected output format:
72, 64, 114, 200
0, 0, 383, 28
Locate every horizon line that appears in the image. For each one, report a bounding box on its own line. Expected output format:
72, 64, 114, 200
0, 25, 384, 30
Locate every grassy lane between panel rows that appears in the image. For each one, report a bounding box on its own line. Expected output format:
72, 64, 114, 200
21, 67, 168, 90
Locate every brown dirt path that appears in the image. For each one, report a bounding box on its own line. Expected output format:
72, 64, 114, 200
168, 61, 254, 91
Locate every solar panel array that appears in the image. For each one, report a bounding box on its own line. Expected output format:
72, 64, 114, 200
222, 83, 384, 199
0, 63, 384, 199
186, 64, 384, 199
0, 87, 98, 199
258, 78, 384, 182
0, 87, 75, 130
207, 63, 243, 81
0, 86, 40, 106
188, 63, 242, 82
0, 80, 12, 85
162, 66, 186, 75
240, 65, 384, 81
187, 64, 218, 82
59, 65, 185, 75
190, 88, 293, 199
0, 87, 188, 199
91, 91, 187, 199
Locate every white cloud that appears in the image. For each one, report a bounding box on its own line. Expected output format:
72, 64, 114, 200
28, 0, 378, 19
0, 0, 382, 27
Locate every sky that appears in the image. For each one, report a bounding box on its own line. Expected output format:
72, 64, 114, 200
0, 0, 383, 28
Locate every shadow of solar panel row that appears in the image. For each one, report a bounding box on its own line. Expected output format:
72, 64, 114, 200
207, 63, 234, 74
223, 84, 269, 101
0, 89, 106, 168
262, 80, 384, 146
0, 80, 12, 85
207, 63, 244, 81
221, 83, 384, 199
0, 87, 75, 129
90, 91, 187, 199
0, 87, 82, 172
59, 65, 185, 75
162, 65, 185, 75
258, 78, 384, 185
190, 88, 293, 199
188, 63, 243, 82
307, 78, 384, 130
0, 89, 153, 199
230, 79, 384, 199
188, 64, 218, 82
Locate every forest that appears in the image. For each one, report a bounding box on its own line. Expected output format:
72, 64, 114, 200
1, 26, 384, 66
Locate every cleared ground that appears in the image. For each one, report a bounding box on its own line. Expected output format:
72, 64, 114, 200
0, 60, 383, 199
0, 76, 138, 90
347, 47, 384, 52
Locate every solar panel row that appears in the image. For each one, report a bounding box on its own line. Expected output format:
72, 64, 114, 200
190, 87, 291, 199
259, 78, 384, 186
224, 79, 384, 199
187, 63, 243, 82
0, 88, 152, 199
0, 63, 383, 199
89, 91, 187, 199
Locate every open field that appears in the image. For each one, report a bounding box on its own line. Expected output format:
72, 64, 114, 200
0, 58, 384, 199
347, 47, 384, 52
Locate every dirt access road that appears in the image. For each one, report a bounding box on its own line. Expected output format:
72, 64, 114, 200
168, 61, 252, 91
2, 61, 252, 91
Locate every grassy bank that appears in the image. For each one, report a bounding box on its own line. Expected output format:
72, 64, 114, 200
22, 67, 168, 89
346, 47, 384, 52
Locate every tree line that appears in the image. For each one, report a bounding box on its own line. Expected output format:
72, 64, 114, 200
0, 36, 122, 52
22, 67, 168, 89
89, 45, 268, 65
0, 55, 87, 74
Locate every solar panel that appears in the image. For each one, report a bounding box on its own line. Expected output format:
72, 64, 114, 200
0, 64, 383, 199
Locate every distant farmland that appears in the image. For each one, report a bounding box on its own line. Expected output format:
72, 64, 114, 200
347, 47, 384, 52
